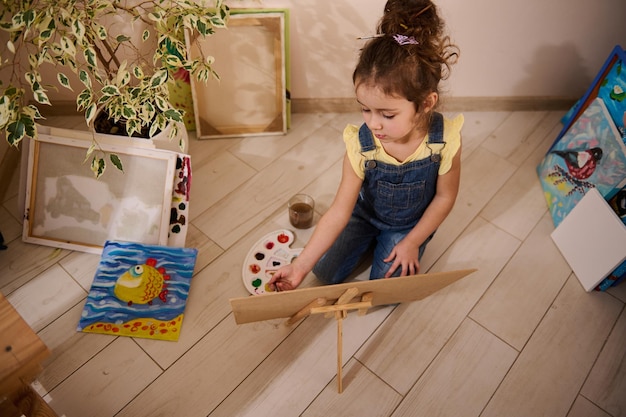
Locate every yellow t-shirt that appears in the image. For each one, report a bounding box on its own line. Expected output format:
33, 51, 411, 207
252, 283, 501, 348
344, 114, 464, 180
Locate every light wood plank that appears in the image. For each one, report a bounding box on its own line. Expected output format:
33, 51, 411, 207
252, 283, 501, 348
502, 110, 562, 166
7, 264, 86, 332
480, 111, 547, 163
188, 150, 257, 220
37, 302, 114, 394
479, 119, 562, 240
300, 157, 343, 215
0, 241, 71, 295
185, 133, 243, 170
469, 212, 572, 350
608, 281, 626, 303
581, 308, 626, 416
57, 251, 101, 291
567, 396, 611, 417
229, 112, 337, 171
182, 223, 224, 272
193, 124, 345, 249
45, 337, 162, 417
420, 145, 517, 271
455, 111, 510, 161
480, 276, 623, 417
209, 306, 394, 417
302, 358, 402, 417
117, 314, 296, 417
357, 217, 520, 394
392, 319, 517, 417
0, 204, 21, 244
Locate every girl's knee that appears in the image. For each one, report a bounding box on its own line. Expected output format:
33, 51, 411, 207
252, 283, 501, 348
312, 265, 346, 285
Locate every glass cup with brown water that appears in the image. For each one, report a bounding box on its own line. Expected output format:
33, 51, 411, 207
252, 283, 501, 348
288, 194, 315, 229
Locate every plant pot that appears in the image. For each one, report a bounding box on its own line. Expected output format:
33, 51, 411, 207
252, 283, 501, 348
92, 110, 189, 153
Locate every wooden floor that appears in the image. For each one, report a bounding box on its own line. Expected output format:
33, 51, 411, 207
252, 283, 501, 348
1, 110, 625, 417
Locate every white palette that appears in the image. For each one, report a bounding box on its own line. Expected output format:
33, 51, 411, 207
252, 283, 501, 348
241, 229, 303, 295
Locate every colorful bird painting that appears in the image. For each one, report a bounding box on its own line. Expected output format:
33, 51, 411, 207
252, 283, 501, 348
550, 147, 603, 180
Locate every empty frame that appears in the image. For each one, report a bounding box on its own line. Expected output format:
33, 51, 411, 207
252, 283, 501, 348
187, 11, 288, 138
23, 133, 177, 254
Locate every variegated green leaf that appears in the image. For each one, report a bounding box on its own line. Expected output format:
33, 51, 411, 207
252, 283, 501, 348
57, 72, 72, 89
110, 153, 123, 172
85, 103, 97, 126
34, 89, 50, 105
79, 70, 91, 87
85, 141, 96, 157
72, 18, 86, 41
132, 65, 144, 79
91, 155, 105, 179
7, 120, 25, 146
164, 108, 183, 122
84, 46, 96, 67
150, 69, 168, 88
101, 85, 119, 96
77, 89, 92, 110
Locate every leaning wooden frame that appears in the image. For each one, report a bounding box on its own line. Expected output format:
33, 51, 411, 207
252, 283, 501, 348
186, 10, 289, 139
22, 132, 178, 254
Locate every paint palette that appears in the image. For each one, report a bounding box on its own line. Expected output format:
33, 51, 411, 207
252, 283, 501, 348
242, 229, 303, 295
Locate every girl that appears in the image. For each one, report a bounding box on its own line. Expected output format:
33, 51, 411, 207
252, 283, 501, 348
269, 0, 462, 291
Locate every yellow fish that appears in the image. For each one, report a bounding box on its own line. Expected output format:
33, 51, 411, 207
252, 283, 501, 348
114, 258, 170, 306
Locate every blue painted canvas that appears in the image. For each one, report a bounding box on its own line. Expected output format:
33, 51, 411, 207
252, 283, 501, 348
78, 240, 198, 341
556, 45, 626, 147
538, 98, 626, 228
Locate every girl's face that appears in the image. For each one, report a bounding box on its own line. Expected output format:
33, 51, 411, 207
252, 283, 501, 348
355, 83, 423, 145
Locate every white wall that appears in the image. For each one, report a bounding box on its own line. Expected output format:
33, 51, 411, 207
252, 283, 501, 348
232, 0, 626, 100
3, 0, 625, 104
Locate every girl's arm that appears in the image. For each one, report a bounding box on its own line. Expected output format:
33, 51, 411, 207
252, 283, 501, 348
269, 154, 363, 291
383, 144, 462, 277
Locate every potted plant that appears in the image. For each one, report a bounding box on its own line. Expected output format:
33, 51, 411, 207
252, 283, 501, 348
0, 0, 230, 177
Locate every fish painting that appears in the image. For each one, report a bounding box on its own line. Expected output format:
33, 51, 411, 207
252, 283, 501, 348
78, 241, 198, 341
114, 258, 170, 306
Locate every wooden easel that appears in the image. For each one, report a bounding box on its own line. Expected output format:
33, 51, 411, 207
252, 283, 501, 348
284, 288, 374, 392
229, 268, 477, 393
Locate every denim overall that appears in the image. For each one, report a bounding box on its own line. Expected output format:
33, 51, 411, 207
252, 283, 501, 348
313, 112, 445, 284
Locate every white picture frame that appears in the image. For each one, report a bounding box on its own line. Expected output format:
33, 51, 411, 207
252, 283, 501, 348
23, 133, 177, 254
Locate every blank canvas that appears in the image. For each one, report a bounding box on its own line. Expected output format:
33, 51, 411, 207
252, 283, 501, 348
551, 188, 626, 291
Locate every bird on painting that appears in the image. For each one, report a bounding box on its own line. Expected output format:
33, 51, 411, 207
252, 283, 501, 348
550, 147, 603, 180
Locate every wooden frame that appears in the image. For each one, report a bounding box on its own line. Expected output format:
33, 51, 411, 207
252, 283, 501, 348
22, 133, 177, 254
230, 269, 476, 324
230, 268, 476, 393
551, 45, 626, 149
187, 11, 288, 139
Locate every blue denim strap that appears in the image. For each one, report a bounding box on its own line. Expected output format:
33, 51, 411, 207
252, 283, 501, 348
428, 112, 444, 144
358, 123, 377, 152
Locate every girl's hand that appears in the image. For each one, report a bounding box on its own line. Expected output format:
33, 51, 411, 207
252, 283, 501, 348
267, 262, 308, 292
383, 239, 421, 278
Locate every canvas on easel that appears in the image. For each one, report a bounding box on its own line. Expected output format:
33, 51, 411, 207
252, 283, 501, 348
229, 268, 476, 392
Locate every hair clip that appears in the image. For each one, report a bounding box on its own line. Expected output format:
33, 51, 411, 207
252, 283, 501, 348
393, 34, 419, 45
357, 34, 385, 40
